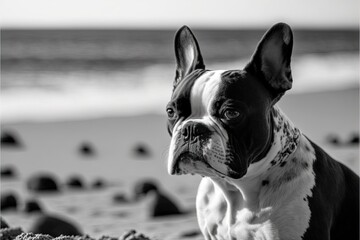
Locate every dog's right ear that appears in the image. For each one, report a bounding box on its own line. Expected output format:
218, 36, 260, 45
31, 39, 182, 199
245, 23, 293, 102
174, 26, 205, 87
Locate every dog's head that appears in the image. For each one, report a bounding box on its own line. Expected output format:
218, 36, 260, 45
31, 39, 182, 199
167, 23, 294, 179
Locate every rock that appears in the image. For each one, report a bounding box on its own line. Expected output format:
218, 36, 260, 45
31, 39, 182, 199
179, 230, 201, 238
30, 214, 82, 237
347, 133, 359, 145
120, 230, 151, 240
1, 166, 17, 179
113, 193, 128, 204
27, 174, 60, 192
1, 131, 22, 148
133, 144, 151, 157
133, 179, 182, 217
24, 199, 43, 213
1, 192, 18, 211
78, 142, 95, 157
326, 134, 341, 146
0, 217, 9, 229
92, 179, 106, 189
66, 176, 85, 189
133, 180, 158, 200
150, 191, 182, 217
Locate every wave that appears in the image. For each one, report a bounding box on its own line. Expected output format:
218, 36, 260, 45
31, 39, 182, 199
1, 52, 358, 123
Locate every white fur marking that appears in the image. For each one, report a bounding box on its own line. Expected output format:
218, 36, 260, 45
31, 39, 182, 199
167, 120, 183, 174
190, 70, 224, 117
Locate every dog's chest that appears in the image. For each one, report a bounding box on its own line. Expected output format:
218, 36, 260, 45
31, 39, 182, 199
200, 207, 277, 240
197, 180, 279, 240
196, 135, 316, 240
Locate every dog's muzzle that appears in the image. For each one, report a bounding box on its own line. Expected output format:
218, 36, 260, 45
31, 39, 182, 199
168, 120, 245, 179
169, 121, 212, 174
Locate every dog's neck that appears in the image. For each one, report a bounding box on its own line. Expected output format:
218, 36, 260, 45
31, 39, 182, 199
243, 106, 301, 178
209, 106, 301, 211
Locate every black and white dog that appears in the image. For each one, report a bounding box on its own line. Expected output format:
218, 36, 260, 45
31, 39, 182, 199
166, 23, 359, 240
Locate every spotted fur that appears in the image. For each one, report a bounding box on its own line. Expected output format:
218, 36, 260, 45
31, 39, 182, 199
195, 107, 315, 240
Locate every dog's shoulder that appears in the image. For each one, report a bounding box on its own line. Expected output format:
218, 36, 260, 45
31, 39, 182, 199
303, 138, 359, 240
307, 138, 359, 209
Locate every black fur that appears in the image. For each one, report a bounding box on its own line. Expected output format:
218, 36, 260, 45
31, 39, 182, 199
303, 139, 359, 240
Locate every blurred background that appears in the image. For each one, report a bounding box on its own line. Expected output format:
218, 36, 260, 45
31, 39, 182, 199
1, 0, 359, 239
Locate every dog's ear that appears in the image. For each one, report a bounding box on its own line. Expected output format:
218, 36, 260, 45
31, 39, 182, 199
174, 26, 205, 87
245, 23, 293, 102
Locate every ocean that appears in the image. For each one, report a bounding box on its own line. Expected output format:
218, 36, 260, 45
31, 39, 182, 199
1, 29, 359, 122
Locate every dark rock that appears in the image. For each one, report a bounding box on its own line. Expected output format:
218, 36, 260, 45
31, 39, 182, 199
1, 131, 22, 148
113, 192, 128, 204
78, 142, 95, 157
0, 217, 9, 229
1, 192, 18, 211
133, 180, 158, 200
347, 133, 359, 145
150, 191, 182, 217
92, 179, 106, 189
180, 230, 201, 238
24, 199, 43, 213
120, 230, 151, 240
326, 134, 341, 146
133, 144, 151, 157
1, 166, 16, 179
133, 179, 182, 217
30, 214, 82, 237
27, 174, 60, 192
66, 176, 85, 189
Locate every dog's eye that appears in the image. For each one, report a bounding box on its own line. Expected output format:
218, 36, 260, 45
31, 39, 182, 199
224, 109, 240, 120
166, 108, 176, 119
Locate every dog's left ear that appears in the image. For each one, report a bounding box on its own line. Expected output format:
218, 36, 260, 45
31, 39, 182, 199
174, 26, 205, 87
245, 23, 293, 101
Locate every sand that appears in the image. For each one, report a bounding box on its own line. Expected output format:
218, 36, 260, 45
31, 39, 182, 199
0, 228, 154, 240
1, 87, 359, 239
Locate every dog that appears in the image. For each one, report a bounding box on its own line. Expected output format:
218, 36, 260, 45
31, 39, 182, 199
166, 23, 359, 240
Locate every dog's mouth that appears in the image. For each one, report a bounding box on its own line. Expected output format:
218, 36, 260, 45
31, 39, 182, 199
171, 151, 245, 179
171, 152, 208, 175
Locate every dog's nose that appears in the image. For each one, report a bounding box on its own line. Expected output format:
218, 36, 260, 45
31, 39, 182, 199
181, 122, 208, 141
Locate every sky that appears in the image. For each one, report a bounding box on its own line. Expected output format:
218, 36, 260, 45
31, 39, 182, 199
1, 0, 359, 29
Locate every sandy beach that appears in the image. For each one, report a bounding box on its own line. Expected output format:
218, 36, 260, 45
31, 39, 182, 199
1, 87, 359, 239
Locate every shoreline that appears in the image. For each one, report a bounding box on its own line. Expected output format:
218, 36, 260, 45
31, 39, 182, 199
1, 86, 359, 125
